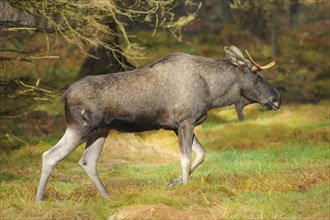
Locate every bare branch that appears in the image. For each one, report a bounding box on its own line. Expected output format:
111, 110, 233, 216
1, 0, 201, 59
1, 27, 37, 32
0, 55, 59, 63
0, 56, 32, 62
17, 80, 52, 94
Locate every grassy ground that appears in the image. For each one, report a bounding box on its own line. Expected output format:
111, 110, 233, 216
1, 102, 329, 219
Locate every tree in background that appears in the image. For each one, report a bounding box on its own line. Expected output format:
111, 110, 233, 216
1, 0, 201, 61
0, 0, 201, 116
230, 0, 286, 57
289, 0, 300, 28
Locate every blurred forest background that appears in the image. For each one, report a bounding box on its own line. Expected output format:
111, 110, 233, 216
0, 0, 329, 219
0, 0, 329, 141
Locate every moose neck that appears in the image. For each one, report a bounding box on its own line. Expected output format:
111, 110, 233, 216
198, 58, 242, 109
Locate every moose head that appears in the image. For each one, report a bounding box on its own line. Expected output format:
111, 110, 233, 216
224, 45, 281, 111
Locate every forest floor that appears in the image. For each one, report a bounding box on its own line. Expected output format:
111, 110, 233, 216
1, 101, 329, 219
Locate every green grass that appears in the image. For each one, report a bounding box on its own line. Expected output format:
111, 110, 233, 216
1, 102, 329, 219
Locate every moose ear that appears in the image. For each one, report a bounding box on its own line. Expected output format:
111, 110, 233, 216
224, 45, 247, 67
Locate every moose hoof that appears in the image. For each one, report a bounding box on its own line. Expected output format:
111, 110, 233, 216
35, 197, 44, 203
166, 177, 183, 190
102, 194, 111, 200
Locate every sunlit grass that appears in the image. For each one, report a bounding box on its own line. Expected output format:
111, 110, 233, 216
1, 102, 329, 219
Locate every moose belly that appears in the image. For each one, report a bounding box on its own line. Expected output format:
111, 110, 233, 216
107, 119, 158, 132
105, 114, 176, 132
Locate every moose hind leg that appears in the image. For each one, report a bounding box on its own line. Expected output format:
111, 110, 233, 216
35, 127, 85, 202
79, 129, 110, 199
167, 135, 205, 190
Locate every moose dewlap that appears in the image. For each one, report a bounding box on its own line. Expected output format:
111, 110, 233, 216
35, 45, 281, 202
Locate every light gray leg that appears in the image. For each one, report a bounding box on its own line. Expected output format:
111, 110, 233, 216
79, 129, 110, 199
191, 137, 206, 171
167, 135, 205, 189
167, 122, 196, 189
35, 127, 84, 202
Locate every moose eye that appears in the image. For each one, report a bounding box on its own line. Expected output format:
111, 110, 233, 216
255, 74, 263, 82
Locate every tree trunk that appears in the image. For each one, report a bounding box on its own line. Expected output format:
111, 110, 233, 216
271, 21, 278, 57
221, 0, 232, 23
289, 0, 300, 28
270, 0, 282, 57
77, 22, 134, 79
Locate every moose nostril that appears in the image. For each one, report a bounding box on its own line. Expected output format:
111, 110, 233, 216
269, 96, 281, 110
274, 99, 281, 110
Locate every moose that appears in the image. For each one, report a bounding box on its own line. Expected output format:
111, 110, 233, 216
35, 45, 281, 201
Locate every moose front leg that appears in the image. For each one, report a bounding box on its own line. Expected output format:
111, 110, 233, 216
235, 102, 245, 121
167, 134, 205, 190
178, 121, 194, 185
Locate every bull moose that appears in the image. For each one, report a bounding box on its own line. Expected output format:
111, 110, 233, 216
36, 45, 281, 201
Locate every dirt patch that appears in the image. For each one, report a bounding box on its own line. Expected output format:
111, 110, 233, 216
108, 204, 196, 220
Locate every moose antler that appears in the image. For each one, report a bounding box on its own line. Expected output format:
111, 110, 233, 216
245, 50, 275, 71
